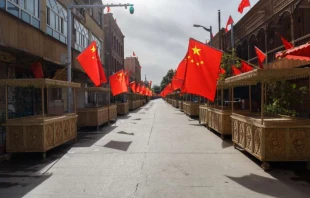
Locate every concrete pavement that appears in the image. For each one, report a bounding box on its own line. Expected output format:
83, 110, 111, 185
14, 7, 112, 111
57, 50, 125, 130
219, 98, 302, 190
0, 99, 310, 198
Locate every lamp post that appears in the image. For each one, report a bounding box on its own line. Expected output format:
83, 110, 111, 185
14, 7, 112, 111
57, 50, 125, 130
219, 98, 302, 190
193, 24, 212, 46
66, 3, 134, 112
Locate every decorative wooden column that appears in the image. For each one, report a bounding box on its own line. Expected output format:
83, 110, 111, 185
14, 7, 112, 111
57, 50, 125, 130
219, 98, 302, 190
264, 29, 268, 64
290, 14, 295, 45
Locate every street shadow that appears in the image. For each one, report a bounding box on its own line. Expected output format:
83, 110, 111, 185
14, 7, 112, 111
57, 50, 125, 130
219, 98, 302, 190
117, 114, 132, 120
132, 118, 141, 121
189, 124, 202, 127
75, 126, 117, 147
117, 131, 134, 136
221, 138, 233, 149
0, 173, 53, 198
103, 140, 132, 151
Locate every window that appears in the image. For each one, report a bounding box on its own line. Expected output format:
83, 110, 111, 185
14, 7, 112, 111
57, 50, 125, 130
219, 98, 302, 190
74, 19, 89, 52
91, 33, 103, 59
46, 0, 67, 44
4, 0, 40, 28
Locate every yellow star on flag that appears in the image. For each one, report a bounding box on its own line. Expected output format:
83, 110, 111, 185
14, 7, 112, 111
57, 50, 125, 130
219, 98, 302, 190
91, 46, 96, 53
192, 46, 201, 55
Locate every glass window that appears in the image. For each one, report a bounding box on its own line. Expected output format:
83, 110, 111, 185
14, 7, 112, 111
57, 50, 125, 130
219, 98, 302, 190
32, 17, 40, 28
7, 2, 19, 17
53, 30, 60, 40
47, 26, 53, 36
0, 0, 6, 9
74, 18, 89, 51
50, 10, 55, 29
21, 10, 30, 23
25, 0, 34, 15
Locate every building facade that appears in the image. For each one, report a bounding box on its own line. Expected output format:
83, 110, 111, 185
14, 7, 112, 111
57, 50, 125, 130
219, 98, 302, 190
212, 0, 310, 67
124, 57, 141, 82
104, 13, 124, 78
0, 0, 106, 148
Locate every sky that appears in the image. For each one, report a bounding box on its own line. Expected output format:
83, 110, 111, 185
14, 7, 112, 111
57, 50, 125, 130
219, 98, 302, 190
101, 0, 259, 85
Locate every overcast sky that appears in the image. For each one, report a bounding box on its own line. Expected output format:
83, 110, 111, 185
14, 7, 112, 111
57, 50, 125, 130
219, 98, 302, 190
102, 0, 259, 85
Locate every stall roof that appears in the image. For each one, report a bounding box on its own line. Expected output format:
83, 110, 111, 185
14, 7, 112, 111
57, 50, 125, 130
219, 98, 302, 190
217, 80, 229, 89
0, 78, 81, 88
83, 87, 110, 92
276, 42, 310, 61
225, 68, 310, 86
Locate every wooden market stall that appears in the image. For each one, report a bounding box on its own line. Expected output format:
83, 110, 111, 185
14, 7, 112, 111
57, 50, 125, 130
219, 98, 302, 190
203, 81, 250, 139
225, 68, 310, 170
77, 87, 110, 129
0, 78, 80, 158
183, 94, 200, 117
128, 93, 142, 110
115, 93, 129, 115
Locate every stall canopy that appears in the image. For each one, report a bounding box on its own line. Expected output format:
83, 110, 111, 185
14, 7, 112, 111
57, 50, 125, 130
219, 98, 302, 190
225, 68, 310, 86
276, 42, 310, 61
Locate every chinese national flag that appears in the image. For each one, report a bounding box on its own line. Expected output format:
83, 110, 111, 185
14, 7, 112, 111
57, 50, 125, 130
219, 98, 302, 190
225, 16, 234, 33
172, 54, 188, 90
77, 41, 107, 86
276, 33, 293, 50
232, 65, 242, 76
240, 61, 253, 73
140, 85, 145, 95
31, 61, 44, 78
109, 70, 128, 96
238, 0, 250, 14
136, 83, 140, 93
183, 38, 223, 101
254, 46, 266, 69
129, 81, 136, 93
217, 67, 226, 80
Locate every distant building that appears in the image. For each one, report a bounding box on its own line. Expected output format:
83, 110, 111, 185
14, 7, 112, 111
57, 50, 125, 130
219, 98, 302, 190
104, 13, 124, 78
124, 57, 141, 82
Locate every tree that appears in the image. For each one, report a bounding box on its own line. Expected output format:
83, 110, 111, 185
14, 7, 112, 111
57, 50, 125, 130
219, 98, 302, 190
152, 85, 161, 94
160, 69, 175, 91
220, 49, 240, 79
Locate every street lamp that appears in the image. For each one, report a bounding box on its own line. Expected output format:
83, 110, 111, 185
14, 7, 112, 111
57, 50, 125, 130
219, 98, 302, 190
193, 24, 212, 46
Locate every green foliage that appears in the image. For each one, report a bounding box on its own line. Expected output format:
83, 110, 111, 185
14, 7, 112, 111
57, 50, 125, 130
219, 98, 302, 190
160, 69, 175, 91
152, 85, 161, 94
219, 49, 240, 79
266, 81, 307, 117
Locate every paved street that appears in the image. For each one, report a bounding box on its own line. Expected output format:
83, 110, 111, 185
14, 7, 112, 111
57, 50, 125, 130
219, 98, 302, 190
0, 99, 310, 198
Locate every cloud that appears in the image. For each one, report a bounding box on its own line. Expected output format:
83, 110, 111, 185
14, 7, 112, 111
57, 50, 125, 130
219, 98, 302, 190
102, 0, 259, 85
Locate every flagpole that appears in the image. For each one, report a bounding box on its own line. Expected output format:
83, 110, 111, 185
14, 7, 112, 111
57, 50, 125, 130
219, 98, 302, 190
231, 22, 234, 50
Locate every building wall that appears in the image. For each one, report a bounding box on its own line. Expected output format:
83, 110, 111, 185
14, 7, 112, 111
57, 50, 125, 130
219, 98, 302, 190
124, 57, 141, 82
104, 13, 124, 78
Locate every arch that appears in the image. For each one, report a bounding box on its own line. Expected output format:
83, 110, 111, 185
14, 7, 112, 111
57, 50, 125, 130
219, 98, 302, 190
249, 34, 257, 59
293, 0, 310, 40
257, 28, 266, 52
242, 40, 248, 61
236, 44, 243, 59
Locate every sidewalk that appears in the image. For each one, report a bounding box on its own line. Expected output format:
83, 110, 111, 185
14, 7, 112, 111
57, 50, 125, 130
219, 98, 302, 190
0, 99, 309, 198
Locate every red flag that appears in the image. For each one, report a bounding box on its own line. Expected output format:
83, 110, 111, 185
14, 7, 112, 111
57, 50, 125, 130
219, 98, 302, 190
254, 46, 266, 69
136, 83, 140, 93
31, 61, 44, 78
183, 38, 223, 101
238, 0, 250, 14
217, 67, 226, 80
240, 61, 253, 73
163, 83, 173, 97
173, 53, 188, 90
109, 70, 128, 96
77, 41, 107, 86
129, 81, 136, 93
140, 85, 145, 95
133, 51, 136, 56
107, 6, 111, 12
225, 16, 234, 33
232, 66, 242, 76
276, 33, 293, 50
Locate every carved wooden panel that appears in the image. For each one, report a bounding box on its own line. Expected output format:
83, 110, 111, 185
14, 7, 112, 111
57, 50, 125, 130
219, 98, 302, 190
70, 118, 77, 139
63, 119, 70, 140
273, 0, 294, 14
239, 122, 246, 147
245, 124, 253, 152
288, 128, 310, 160
233, 119, 239, 142
7, 126, 25, 151
45, 124, 54, 150
54, 122, 63, 146
265, 129, 286, 160
25, 126, 43, 150
253, 126, 262, 157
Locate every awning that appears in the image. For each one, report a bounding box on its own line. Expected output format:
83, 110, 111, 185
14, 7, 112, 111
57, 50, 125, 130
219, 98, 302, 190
225, 68, 310, 86
0, 79, 81, 88
276, 42, 310, 61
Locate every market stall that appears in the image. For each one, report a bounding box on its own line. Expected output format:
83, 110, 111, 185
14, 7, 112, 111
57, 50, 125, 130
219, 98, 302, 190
225, 68, 310, 170
77, 87, 110, 129
0, 78, 80, 158
183, 94, 200, 117
115, 93, 129, 115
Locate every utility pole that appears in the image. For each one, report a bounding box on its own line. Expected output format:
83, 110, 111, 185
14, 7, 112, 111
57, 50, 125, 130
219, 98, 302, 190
66, 3, 134, 113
